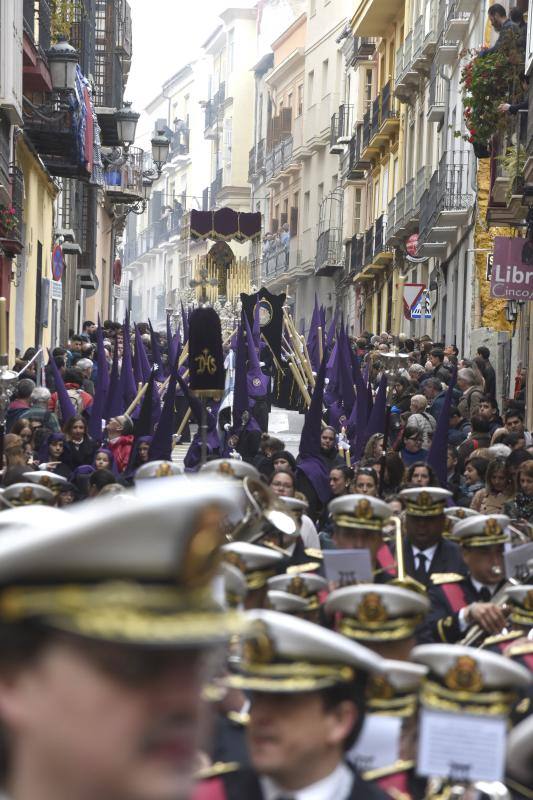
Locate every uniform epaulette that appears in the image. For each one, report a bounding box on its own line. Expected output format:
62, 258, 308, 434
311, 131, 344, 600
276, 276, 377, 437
194, 761, 240, 781
506, 640, 533, 657
362, 760, 415, 781
304, 548, 323, 560
226, 710, 250, 726
286, 561, 321, 575
430, 572, 465, 585
481, 630, 523, 648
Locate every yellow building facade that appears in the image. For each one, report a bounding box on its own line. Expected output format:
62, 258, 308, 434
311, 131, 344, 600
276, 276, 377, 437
11, 135, 58, 363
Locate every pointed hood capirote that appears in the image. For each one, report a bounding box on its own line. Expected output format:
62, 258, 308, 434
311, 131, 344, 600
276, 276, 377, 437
47, 350, 76, 424
243, 309, 269, 399
427, 367, 457, 486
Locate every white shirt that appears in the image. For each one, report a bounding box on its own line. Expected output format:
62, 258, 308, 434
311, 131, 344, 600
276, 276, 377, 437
260, 761, 353, 800
411, 543, 438, 570
300, 515, 320, 549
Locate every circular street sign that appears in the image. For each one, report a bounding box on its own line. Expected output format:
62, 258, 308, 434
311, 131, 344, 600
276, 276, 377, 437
51, 244, 64, 282
406, 234, 419, 257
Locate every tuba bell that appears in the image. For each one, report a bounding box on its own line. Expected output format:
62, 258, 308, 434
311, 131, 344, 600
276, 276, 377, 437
227, 477, 297, 545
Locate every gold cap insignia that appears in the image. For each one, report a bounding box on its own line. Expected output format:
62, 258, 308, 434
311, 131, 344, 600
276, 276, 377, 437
367, 675, 395, 701
179, 505, 224, 589
40, 476, 52, 488
287, 576, 308, 597
252, 377, 261, 387
418, 491, 432, 508
444, 656, 483, 693
355, 498, 373, 519
356, 592, 388, 624
484, 518, 502, 537
243, 621, 275, 665
524, 589, 533, 611
155, 462, 173, 477
20, 487, 35, 504
218, 462, 235, 477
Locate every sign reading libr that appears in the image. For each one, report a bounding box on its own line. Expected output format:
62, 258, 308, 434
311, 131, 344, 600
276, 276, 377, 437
490, 237, 533, 301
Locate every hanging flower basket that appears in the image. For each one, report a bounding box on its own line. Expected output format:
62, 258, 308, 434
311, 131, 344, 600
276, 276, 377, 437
460, 46, 524, 154
0, 205, 18, 238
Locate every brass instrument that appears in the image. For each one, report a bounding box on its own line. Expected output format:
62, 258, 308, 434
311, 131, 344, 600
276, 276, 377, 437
459, 573, 520, 647
227, 477, 297, 545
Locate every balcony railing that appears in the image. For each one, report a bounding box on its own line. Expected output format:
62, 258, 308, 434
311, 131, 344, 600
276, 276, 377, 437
264, 242, 289, 278
387, 198, 396, 241
204, 82, 226, 131
374, 213, 387, 255
104, 146, 144, 203
444, 1, 470, 41
404, 177, 415, 221
345, 35, 377, 65
350, 235, 364, 273
395, 186, 405, 233
488, 110, 528, 223
330, 105, 353, 152
315, 227, 343, 276
23, 0, 51, 52
362, 109, 371, 150
265, 135, 294, 181
415, 165, 430, 208
169, 127, 190, 158
364, 225, 374, 266
428, 71, 445, 122
419, 151, 473, 242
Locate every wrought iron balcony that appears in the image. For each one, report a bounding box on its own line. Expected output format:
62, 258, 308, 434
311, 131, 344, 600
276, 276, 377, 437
488, 110, 528, 227
444, 1, 470, 41
363, 224, 374, 266
204, 82, 226, 133
350, 235, 364, 275
23, 0, 51, 53
371, 213, 393, 266
394, 31, 418, 102
344, 35, 377, 66
419, 151, 473, 245
315, 227, 343, 276
265, 136, 294, 184
169, 127, 190, 158
104, 147, 144, 204
330, 105, 353, 154
428, 70, 445, 123
264, 242, 289, 279
361, 82, 399, 159
342, 128, 368, 181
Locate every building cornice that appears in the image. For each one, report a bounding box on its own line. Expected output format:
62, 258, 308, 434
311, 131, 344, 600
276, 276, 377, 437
265, 48, 305, 89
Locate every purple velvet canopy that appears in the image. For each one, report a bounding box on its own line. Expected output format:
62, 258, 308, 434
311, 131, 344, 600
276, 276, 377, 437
190, 208, 261, 242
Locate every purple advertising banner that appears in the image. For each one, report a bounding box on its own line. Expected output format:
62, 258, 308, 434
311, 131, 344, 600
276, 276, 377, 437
490, 237, 533, 301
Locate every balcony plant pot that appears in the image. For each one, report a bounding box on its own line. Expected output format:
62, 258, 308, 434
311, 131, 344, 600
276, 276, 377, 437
472, 141, 490, 159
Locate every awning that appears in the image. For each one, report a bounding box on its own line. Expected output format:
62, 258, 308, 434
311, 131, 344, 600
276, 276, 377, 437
190, 207, 261, 242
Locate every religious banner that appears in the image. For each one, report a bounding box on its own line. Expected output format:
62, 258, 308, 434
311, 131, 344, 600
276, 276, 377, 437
188, 307, 225, 398
241, 288, 285, 362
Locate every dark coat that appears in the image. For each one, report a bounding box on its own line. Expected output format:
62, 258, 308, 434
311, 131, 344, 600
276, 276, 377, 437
194, 764, 391, 800
62, 437, 97, 470
418, 576, 505, 644
399, 537, 467, 589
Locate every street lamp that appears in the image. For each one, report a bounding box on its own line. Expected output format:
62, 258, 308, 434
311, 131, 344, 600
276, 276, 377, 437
151, 130, 170, 176
115, 102, 140, 150
46, 37, 79, 92
142, 176, 153, 202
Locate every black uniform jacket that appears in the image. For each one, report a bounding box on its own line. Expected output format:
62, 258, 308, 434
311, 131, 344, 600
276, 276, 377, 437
194, 764, 391, 800
399, 538, 467, 589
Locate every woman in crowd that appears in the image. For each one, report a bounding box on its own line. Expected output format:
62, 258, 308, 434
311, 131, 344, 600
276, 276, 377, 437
362, 434, 384, 463
271, 450, 297, 473
458, 456, 488, 507
504, 459, 533, 524
268, 468, 296, 498
471, 458, 514, 514
399, 426, 428, 467
351, 466, 379, 496
37, 433, 71, 479
93, 447, 118, 475
62, 415, 96, 471
405, 461, 438, 488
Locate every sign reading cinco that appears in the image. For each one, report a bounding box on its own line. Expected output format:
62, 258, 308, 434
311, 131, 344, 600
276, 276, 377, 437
490, 237, 533, 301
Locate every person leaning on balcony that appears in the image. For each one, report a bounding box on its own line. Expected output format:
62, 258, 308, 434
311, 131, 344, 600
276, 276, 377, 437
498, 73, 529, 115
479, 4, 522, 57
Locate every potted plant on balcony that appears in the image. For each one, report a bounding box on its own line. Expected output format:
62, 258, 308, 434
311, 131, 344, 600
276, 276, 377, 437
0, 205, 18, 239
460, 47, 524, 158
